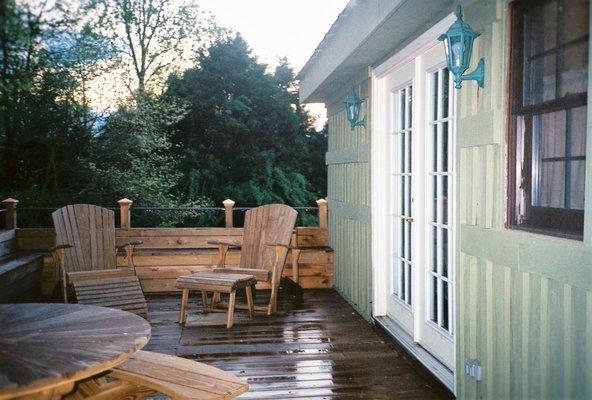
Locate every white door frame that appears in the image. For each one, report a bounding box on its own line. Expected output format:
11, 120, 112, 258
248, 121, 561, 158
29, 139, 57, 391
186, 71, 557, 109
369, 12, 457, 384
371, 12, 455, 318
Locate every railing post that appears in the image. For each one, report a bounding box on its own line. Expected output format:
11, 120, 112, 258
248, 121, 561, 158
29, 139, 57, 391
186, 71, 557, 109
316, 198, 328, 229
223, 199, 235, 228
118, 198, 133, 229
1, 198, 19, 230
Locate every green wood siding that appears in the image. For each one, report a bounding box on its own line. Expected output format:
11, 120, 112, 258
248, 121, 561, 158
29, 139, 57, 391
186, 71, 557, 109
321, 0, 591, 397
327, 82, 372, 320
455, 1, 592, 397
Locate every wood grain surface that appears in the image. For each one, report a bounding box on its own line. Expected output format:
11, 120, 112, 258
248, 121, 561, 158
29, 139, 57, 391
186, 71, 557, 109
143, 290, 454, 399
0, 303, 150, 399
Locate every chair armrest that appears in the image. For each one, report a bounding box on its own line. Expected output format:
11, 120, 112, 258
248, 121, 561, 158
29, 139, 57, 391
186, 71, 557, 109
265, 242, 289, 249
50, 244, 73, 252
207, 239, 242, 248
116, 241, 143, 271
116, 240, 143, 251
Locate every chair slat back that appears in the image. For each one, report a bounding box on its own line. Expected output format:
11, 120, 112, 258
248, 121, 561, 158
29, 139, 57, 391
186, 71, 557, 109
52, 204, 116, 272
239, 204, 297, 273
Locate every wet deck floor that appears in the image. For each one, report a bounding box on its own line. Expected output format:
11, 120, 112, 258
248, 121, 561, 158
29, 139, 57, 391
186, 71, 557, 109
145, 289, 454, 399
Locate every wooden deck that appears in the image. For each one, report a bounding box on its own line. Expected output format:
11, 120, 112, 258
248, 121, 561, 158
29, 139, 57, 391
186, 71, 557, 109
145, 289, 454, 399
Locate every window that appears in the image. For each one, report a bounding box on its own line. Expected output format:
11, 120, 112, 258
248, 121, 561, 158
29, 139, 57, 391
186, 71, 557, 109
508, 0, 589, 238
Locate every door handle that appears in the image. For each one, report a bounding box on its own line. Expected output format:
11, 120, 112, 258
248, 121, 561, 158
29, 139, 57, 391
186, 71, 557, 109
403, 216, 414, 223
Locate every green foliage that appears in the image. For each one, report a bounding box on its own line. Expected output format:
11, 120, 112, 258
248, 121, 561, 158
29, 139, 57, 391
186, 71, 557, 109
0, 0, 97, 207
166, 35, 327, 209
0, 2, 327, 228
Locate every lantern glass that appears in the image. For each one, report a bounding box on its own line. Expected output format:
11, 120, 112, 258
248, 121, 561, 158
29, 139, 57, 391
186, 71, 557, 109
347, 102, 358, 123
462, 34, 474, 68
451, 37, 463, 68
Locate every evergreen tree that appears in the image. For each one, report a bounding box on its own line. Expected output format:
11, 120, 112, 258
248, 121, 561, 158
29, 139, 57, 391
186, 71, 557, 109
166, 36, 326, 210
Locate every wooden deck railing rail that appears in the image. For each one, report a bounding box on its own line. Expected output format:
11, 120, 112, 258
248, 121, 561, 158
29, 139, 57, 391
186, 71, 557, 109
1, 198, 332, 297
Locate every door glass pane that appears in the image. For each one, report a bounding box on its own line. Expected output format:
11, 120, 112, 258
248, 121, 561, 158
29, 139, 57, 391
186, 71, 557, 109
427, 67, 454, 334
442, 281, 449, 330
442, 176, 448, 224
392, 84, 413, 306
432, 72, 439, 120
431, 276, 438, 322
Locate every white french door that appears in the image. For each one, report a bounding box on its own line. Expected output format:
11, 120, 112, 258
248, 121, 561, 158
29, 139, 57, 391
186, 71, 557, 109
385, 60, 415, 334
375, 43, 456, 371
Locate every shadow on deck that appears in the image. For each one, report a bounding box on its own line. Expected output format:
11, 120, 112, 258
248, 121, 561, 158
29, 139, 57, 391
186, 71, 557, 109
145, 289, 454, 399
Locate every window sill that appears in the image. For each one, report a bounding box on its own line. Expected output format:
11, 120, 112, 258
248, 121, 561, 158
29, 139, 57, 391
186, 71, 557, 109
508, 224, 583, 241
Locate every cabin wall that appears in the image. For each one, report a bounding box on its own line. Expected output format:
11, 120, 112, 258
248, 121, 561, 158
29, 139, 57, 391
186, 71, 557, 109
321, 0, 591, 396
325, 75, 373, 321
453, 1, 591, 398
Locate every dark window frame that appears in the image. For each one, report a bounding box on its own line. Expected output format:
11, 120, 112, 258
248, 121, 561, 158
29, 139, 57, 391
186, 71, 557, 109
507, 0, 588, 239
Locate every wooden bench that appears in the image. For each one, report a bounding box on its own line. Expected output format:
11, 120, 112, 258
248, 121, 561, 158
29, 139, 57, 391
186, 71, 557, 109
176, 272, 257, 328
66, 350, 249, 400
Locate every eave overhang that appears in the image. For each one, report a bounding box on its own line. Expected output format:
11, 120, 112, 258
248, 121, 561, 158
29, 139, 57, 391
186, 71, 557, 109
298, 0, 454, 103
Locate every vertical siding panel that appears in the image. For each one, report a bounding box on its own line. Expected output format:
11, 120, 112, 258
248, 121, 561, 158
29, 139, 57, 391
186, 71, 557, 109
502, 266, 512, 399
485, 145, 496, 229
471, 147, 480, 226
587, 291, 592, 395
457, 252, 466, 396
484, 261, 494, 400
563, 284, 573, 400
477, 147, 486, 227
539, 277, 550, 399
459, 148, 468, 225
467, 255, 478, 399
521, 272, 530, 400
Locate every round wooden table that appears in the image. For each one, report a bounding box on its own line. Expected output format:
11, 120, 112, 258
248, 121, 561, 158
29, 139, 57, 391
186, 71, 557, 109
0, 303, 151, 399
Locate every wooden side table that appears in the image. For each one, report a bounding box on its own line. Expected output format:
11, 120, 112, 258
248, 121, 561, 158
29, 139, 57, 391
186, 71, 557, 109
176, 272, 257, 328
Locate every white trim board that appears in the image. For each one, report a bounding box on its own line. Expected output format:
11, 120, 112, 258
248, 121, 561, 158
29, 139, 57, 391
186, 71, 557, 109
370, 13, 456, 321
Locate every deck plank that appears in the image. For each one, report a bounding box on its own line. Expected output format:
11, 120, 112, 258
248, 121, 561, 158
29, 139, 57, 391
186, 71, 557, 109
146, 290, 453, 399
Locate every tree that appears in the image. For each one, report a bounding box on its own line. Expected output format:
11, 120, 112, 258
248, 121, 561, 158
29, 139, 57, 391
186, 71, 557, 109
86, 96, 184, 205
165, 35, 327, 211
85, 0, 222, 97
0, 0, 98, 208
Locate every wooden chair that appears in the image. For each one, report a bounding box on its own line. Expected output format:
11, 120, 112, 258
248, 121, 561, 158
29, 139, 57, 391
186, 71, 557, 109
51, 204, 147, 318
208, 204, 297, 315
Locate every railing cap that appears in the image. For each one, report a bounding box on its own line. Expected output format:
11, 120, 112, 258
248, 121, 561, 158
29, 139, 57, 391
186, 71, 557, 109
222, 199, 235, 206
2, 198, 19, 206
118, 198, 133, 206
316, 198, 328, 205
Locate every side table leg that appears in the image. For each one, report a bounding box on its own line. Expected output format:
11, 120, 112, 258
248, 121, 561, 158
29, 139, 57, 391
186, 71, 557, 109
179, 289, 189, 324
201, 290, 209, 312
245, 286, 254, 318
227, 290, 236, 328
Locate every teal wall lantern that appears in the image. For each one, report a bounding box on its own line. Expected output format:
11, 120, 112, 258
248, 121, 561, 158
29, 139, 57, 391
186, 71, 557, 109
438, 4, 485, 89
344, 86, 366, 130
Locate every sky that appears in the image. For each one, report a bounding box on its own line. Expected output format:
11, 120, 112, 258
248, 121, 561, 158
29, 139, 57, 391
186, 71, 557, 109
199, 0, 349, 72
199, 0, 348, 129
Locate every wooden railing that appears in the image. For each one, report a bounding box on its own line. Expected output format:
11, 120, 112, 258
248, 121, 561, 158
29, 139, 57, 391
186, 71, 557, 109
2, 198, 333, 296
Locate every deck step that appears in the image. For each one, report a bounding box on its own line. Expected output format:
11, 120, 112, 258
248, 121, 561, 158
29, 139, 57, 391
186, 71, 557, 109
0, 252, 44, 303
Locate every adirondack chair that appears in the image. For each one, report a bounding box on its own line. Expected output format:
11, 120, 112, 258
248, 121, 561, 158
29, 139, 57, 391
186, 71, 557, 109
51, 204, 147, 317
207, 204, 298, 315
